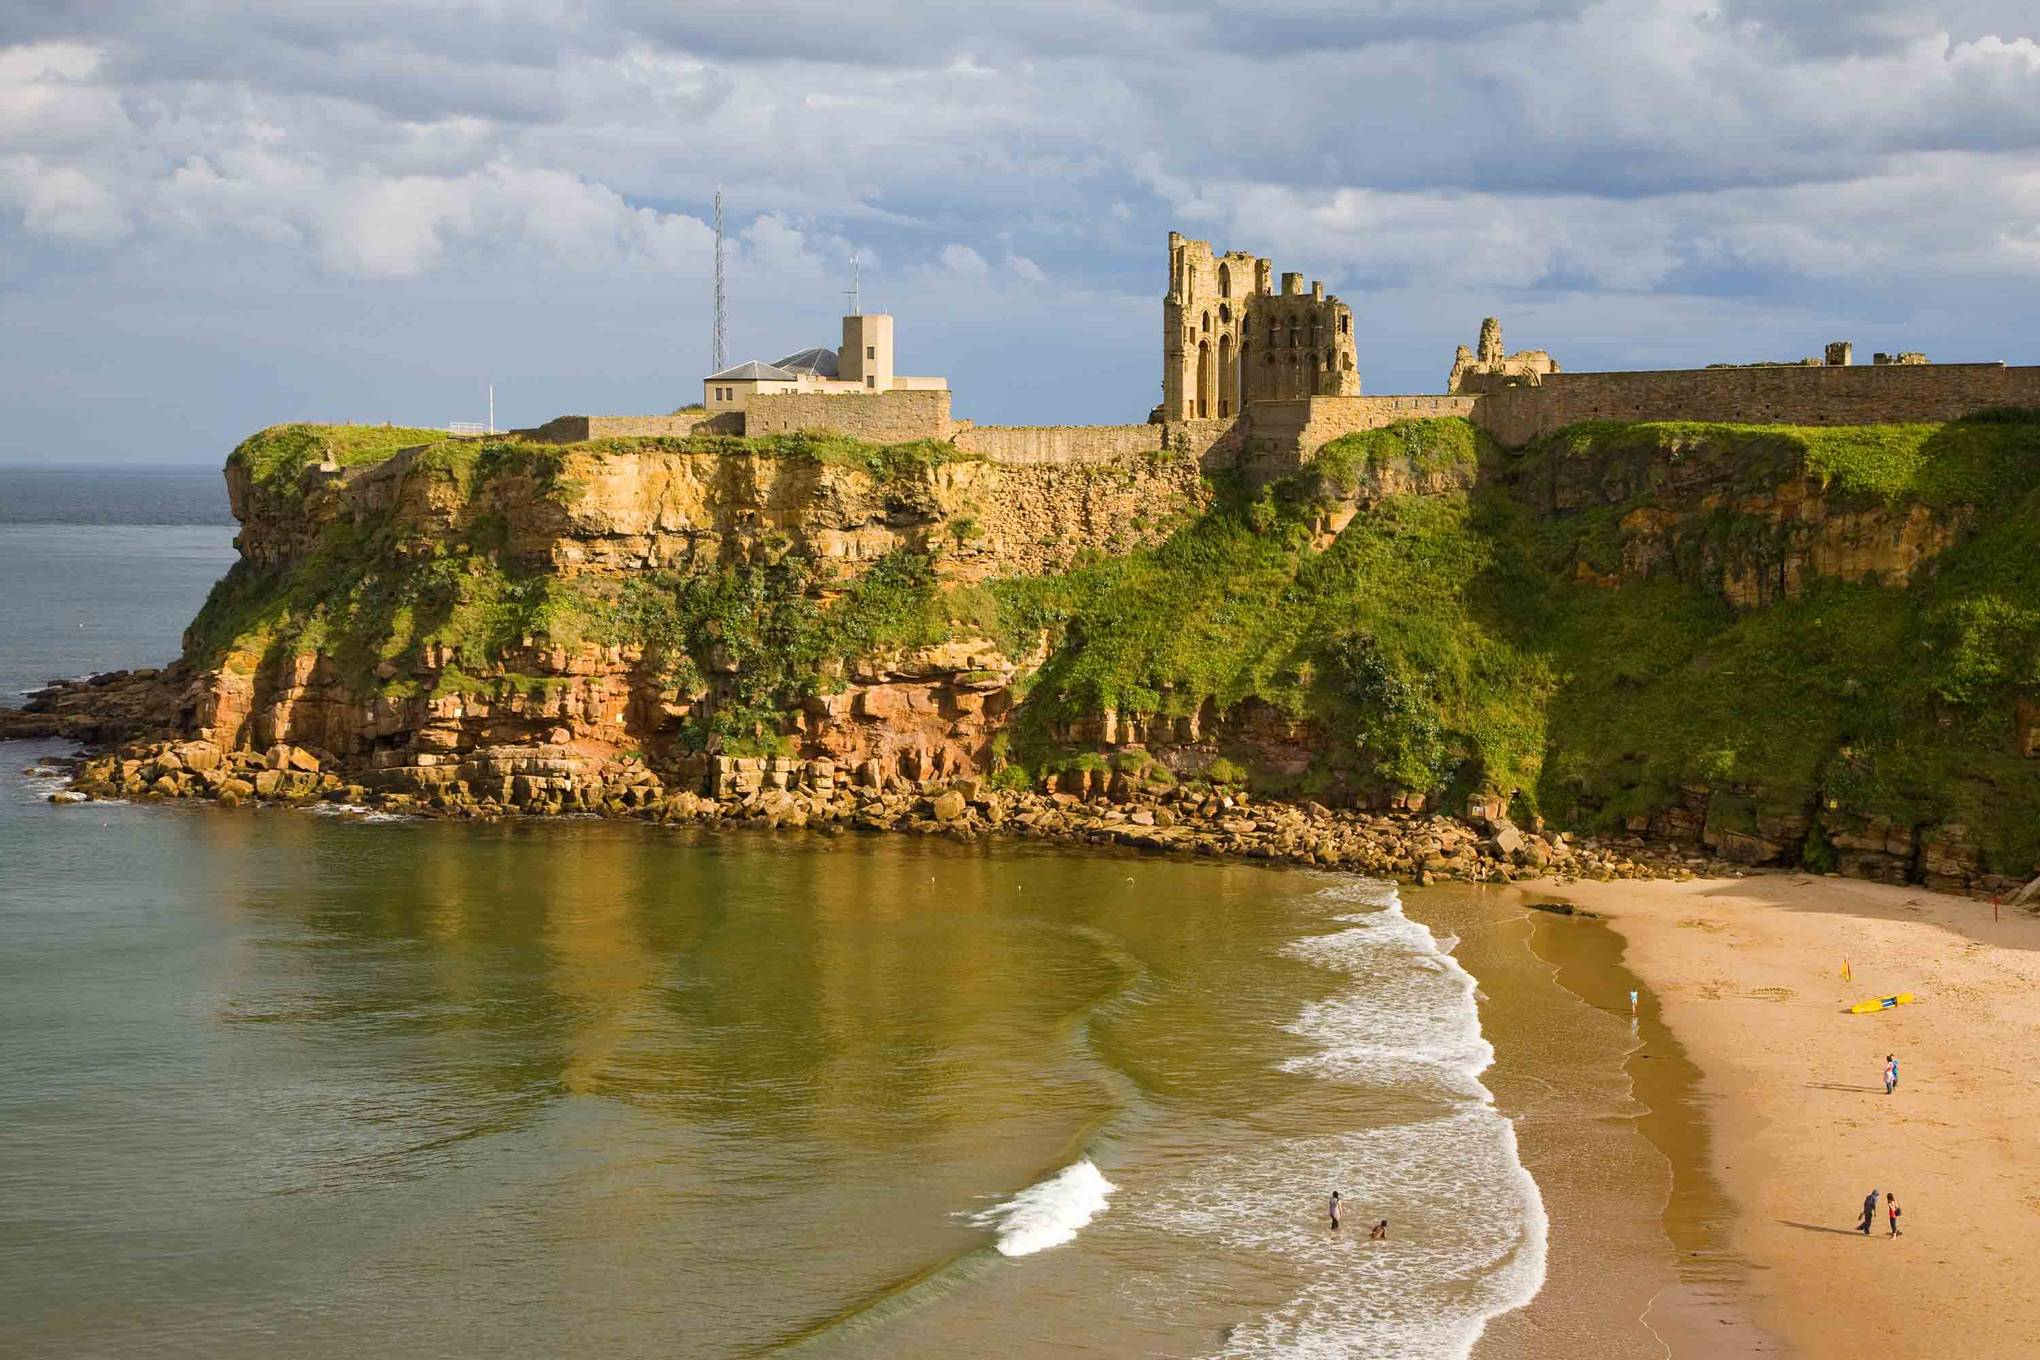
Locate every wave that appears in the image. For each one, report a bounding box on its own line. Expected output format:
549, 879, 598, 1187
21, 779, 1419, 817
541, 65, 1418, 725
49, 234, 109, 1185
1144, 878, 1548, 1360
971, 1158, 1116, 1257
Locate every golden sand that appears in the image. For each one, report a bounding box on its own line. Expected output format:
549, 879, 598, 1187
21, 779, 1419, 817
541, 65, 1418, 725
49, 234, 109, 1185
1541, 874, 2040, 1359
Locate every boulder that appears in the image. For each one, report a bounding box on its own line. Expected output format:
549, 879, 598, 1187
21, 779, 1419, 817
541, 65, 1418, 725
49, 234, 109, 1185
931, 789, 967, 822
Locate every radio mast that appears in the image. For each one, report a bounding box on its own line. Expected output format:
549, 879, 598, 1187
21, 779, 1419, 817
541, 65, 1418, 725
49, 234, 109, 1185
712, 186, 727, 373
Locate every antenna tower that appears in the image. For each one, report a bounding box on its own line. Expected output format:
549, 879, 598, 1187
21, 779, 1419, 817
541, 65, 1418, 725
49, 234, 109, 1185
712, 186, 727, 373
844, 251, 860, 315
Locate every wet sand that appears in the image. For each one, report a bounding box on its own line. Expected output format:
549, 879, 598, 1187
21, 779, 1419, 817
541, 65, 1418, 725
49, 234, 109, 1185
1405, 886, 1774, 1358
1539, 873, 2040, 1359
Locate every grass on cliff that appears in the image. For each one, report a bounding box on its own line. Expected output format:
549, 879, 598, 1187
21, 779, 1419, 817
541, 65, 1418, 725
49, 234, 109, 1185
230, 423, 979, 496
1517, 414, 2040, 510
991, 420, 1552, 804
229, 423, 448, 487
988, 413, 2040, 872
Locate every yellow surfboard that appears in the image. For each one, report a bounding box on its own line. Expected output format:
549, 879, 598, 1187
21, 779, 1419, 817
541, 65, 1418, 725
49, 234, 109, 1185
1848, 992, 1915, 1014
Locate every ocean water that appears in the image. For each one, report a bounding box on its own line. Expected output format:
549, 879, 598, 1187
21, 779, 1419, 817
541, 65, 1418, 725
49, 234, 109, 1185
0, 469, 237, 698
0, 473, 1550, 1358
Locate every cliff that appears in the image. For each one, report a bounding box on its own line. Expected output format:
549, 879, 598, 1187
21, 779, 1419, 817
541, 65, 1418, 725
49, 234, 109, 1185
21, 413, 2040, 897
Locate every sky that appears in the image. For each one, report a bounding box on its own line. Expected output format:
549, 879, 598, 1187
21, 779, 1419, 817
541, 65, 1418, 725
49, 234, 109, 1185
2, 0, 2039, 465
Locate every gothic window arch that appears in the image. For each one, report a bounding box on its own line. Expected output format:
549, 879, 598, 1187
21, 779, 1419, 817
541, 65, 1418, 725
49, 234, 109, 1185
1218, 262, 1231, 298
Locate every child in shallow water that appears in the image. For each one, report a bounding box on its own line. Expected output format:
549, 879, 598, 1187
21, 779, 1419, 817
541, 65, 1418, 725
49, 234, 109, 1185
1369, 1220, 1388, 1240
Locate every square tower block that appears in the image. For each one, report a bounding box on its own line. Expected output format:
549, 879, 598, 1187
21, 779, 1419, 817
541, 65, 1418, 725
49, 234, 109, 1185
840, 313, 894, 390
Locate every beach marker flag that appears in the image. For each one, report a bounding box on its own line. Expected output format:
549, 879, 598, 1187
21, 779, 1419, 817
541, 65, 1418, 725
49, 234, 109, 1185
1842, 958, 1852, 982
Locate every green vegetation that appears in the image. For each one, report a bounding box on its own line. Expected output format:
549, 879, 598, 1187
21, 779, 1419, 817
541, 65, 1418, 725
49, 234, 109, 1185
229, 423, 447, 488
1309, 418, 1484, 497
194, 412, 2040, 877
981, 414, 2040, 872
228, 422, 980, 495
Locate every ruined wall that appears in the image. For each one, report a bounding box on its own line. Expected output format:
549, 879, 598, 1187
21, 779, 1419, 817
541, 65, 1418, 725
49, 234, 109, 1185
743, 388, 954, 443
1475, 363, 2040, 446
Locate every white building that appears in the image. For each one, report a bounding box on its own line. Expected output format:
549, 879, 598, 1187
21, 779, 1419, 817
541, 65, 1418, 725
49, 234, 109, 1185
703, 313, 947, 415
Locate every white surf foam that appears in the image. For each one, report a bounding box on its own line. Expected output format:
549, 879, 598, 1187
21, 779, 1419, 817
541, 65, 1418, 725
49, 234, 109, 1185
1144, 878, 1548, 1360
302, 802, 413, 823
972, 1158, 1116, 1257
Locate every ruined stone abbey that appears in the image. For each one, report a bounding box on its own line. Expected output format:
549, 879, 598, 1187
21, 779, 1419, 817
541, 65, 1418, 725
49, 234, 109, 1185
1160, 231, 1359, 419
524, 232, 2040, 470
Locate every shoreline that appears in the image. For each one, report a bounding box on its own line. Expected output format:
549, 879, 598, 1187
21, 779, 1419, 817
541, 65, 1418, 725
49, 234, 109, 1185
1536, 873, 2040, 1358
1413, 885, 1774, 1359
13, 734, 2038, 1354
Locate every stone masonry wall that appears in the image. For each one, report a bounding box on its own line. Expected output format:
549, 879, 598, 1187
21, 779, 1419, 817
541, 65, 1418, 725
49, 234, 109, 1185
744, 388, 954, 443
523, 414, 727, 444
954, 423, 1164, 463
955, 419, 1244, 469
1474, 363, 2040, 447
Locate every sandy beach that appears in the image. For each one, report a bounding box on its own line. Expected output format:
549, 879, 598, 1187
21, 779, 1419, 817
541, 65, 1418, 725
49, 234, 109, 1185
1540, 872, 2040, 1359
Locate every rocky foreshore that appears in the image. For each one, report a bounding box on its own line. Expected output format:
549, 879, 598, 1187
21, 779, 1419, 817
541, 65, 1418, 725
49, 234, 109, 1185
19, 727, 1733, 887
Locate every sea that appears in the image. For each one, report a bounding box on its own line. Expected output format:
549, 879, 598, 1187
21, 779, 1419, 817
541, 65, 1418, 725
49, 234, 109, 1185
0, 469, 1577, 1358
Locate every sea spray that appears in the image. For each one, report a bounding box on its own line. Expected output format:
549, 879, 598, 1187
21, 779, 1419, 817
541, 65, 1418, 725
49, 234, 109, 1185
973, 1159, 1116, 1257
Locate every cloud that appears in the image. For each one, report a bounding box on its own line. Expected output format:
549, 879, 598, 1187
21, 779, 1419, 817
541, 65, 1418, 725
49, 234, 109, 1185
2, 2, 2040, 463
0, 154, 125, 240
939, 243, 989, 275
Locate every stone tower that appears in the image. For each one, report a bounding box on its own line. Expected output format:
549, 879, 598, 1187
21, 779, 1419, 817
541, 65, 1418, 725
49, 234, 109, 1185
1162, 232, 1358, 422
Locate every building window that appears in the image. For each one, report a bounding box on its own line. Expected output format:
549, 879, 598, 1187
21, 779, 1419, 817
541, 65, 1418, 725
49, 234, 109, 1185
866, 376, 875, 388
866, 345, 875, 359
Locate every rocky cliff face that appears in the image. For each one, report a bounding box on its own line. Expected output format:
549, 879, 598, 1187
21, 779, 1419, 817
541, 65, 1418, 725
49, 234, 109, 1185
13, 415, 2037, 900
177, 430, 1206, 814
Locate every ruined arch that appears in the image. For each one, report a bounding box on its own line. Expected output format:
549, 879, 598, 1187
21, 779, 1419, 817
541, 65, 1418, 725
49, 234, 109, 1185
1218, 332, 1236, 417
1218, 262, 1231, 298
1196, 339, 1213, 419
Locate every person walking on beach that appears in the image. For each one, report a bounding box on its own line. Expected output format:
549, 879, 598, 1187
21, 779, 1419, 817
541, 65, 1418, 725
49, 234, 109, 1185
1887, 1194, 1902, 1237
1860, 1189, 1879, 1234
1884, 1053, 1899, 1095
1328, 1191, 1342, 1231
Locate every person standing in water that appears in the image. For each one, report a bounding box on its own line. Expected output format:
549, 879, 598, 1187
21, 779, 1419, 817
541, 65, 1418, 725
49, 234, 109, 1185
1884, 1053, 1899, 1095
1328, 1191, 1341, 1231
1369, 1220, 1388, 1240
1860, 1189, 1879, 1234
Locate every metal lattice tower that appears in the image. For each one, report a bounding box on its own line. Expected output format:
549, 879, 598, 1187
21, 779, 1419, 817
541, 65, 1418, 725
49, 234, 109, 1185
712, 186, 727, 374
